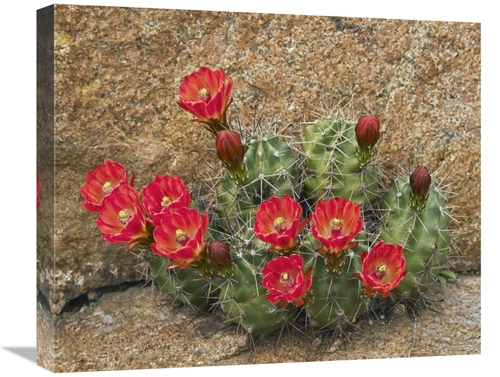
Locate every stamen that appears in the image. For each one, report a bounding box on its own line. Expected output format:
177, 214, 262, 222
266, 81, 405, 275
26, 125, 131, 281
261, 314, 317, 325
375, 264, 388, 278
161, 196, 171, 207
175, 229, 188, 244
102, 181, 114, 195
329, 218, 343, 231
117, 209, 131, 225
280, 272, 295, 287
274, 217, 287, 231
198, 88, 210, 102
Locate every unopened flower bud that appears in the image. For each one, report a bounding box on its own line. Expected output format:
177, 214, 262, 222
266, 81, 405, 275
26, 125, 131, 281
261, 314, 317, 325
409, 166, 431, 212
208, 240, 233, 269
216, 130, 248, 185
355, 114, 381, 166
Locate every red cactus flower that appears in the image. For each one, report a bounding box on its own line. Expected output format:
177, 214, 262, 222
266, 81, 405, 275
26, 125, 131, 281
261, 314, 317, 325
96, 184, 151, 251
254, 195, 308, 252
216, 130, 248, 184
80, 159, 130, 213
37, 171, 42, 210
409, 166, 431, 212
177, 67, 233, 136
151, 207, 209, 270
310, 197, 364, 255
261, 254, 313, 307
354, 241, 407, 298
140, 175, 191, 226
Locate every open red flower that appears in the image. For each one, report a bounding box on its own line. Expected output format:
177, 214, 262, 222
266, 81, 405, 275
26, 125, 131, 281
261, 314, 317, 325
80, 159, 130, 213
354, 241, 407, 298
177, 67, 233, 136
96, 184, 151, 251
140, 175, 191, 226
310, 197, 364, 254
151, 207, 209, 270
261, 254, 313, 307
254, 195, 308, 252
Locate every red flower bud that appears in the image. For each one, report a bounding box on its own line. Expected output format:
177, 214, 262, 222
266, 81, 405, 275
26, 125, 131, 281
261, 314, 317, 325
410, 166, 431, 198
208, 240, 233, 269
355, 114, 381, 165
409, 166, 431, 212
216, 130, 248, 184
355, 114, 381, 149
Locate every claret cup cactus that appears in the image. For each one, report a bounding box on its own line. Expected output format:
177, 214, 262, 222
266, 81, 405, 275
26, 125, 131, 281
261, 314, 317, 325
80, 66, 456, 339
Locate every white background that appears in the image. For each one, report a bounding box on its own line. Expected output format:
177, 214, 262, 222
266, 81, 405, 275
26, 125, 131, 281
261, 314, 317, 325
0, 1, 495, 376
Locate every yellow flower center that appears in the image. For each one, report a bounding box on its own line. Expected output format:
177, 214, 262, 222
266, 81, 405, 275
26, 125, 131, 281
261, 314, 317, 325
274, 217, 287, 231
117, 209, 130, 225
161, 196, 171, 207
375, 264, 388, 278
198, 88, 210, 102
280, 272, 295, 287
102, 181, 114, 195
329, 217, 343, 231
175, 229, 187, 244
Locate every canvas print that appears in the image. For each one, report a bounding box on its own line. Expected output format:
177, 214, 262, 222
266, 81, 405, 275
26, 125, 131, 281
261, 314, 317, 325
36, 4, 481, 373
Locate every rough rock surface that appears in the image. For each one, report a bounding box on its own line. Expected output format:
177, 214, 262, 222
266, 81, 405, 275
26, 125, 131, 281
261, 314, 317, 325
36, 274, 480, 372
37, 5, 480, 311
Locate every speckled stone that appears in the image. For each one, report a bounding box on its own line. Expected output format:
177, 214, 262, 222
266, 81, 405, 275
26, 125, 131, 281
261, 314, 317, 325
36, 274, 480, 372
37, 5, 480, 311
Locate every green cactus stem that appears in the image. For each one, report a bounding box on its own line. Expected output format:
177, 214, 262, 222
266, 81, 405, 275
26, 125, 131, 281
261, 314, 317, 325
378, 175, 451, 302
149, 257, 217, 311
301, 116, 379, 207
